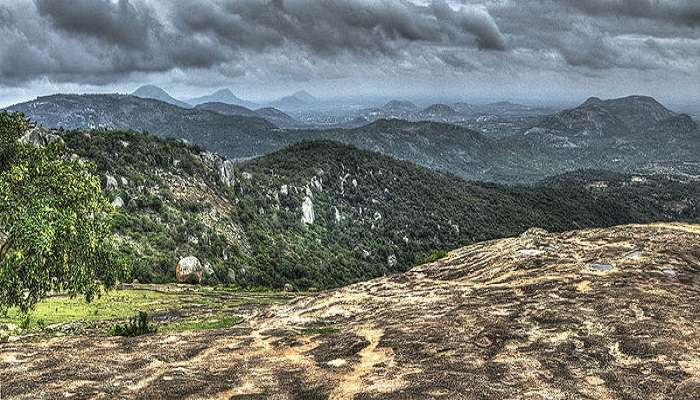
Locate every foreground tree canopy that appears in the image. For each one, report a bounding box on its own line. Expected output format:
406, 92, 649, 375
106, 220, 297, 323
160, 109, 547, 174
0, 112, 123, 312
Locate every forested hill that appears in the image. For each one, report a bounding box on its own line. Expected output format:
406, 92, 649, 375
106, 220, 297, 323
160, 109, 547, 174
56, 124, 700, 290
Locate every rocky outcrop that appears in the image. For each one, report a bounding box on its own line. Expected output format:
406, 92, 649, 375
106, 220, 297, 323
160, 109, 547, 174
175, 256, 204, 284
18, 124, 61, 147
9, 224, 700, 399
201, 152, 236, 188
219, 160, 235, 188
301, 196, 315, 224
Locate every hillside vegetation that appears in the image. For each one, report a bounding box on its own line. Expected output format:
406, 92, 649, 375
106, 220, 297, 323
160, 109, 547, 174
62, 128, 700, 290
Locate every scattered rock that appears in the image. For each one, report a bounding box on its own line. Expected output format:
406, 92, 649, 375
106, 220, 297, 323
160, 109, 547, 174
111, 196, 124, 209
334, 207, 342, 223
310, 176, 323, 192
302, 196, 315, 224
203, 262, 214, 276
662, 268, 678, 277
176, 256, 204, 284
227, 268, 236, 283
327, 359, 347, 368
280, 185, 288, 195
590, 263, 614, 272
518, 249, 545, 257
104, 175, 118, 192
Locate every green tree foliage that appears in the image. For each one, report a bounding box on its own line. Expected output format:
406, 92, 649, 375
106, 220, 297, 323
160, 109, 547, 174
0, 112, 124, 312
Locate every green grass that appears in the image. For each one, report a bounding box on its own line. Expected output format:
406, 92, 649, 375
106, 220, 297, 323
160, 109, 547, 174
161, 315, 245, 333
0, 285, 293, 334
0, 290, 179, 329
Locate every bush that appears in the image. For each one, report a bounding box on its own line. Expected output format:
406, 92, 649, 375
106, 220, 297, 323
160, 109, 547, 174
416, 249, 449, 265
110, 311, 157, 337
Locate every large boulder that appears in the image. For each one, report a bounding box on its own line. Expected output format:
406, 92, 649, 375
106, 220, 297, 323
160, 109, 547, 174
176, 256, 204, 284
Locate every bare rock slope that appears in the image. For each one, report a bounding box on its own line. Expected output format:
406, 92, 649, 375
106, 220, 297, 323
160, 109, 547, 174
3, 223, 700, 399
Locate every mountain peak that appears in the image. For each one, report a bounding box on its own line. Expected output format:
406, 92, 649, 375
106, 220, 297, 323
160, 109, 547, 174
186, 89, 257, 108
131, 85, 190, 108
291, 90, 317, 102
582, 96, 602, 106
212, 88, 235, 96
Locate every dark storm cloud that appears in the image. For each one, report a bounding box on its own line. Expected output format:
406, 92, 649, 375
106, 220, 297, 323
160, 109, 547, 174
564, 0, 700, 27
35, 0, 154, 49
171, 0, 507, 54
0, 0, 506, 86
0, 0, 699, 101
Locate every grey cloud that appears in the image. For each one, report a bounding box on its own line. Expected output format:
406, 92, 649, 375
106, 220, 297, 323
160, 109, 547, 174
565, 0, 700, 27
0, 0, 505, 86
34, 0, 155, 49
0, 0, 699, 103
173, 0, 507, 54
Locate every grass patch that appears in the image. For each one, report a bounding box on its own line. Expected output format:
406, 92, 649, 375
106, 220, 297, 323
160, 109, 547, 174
0, 285, 296, 334
299, 327, 340, 336
161, 315, 245, 333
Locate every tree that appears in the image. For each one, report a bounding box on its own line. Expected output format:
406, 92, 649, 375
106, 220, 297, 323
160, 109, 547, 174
0, 112, 124, 312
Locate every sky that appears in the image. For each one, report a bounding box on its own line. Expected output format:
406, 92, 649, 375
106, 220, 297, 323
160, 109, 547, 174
1, 0, 700, 107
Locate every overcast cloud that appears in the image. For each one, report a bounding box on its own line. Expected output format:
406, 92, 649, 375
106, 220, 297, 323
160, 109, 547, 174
0, 0, 699, 106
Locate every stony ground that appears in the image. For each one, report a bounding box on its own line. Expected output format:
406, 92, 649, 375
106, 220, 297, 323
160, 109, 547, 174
2, 223, 700, 399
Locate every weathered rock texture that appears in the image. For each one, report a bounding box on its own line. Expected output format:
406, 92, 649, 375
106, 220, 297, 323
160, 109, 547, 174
175, 256, 203, 284
2, 223, 700, 399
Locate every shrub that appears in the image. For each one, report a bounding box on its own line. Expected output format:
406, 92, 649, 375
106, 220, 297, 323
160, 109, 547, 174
415, 249, 449, 265
110, 311, 157, 337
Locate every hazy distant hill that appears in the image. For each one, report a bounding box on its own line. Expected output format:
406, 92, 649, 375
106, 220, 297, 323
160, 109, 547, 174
540, 95, 689, 139
187, 89, 258, 109
5, 94, 281, 159
131, 85, 191, 109
194, 102, 258, 117
194, 102, 300, 128
254, 107, 299, 128
6, 93, 699, 182
267, 90, 318, 110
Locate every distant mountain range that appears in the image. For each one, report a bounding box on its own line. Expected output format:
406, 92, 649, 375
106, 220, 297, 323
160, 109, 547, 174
342, 99, 554, 127
5, 93, 699, 181
5, 93, 279, 160
130, 85, 319, 112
